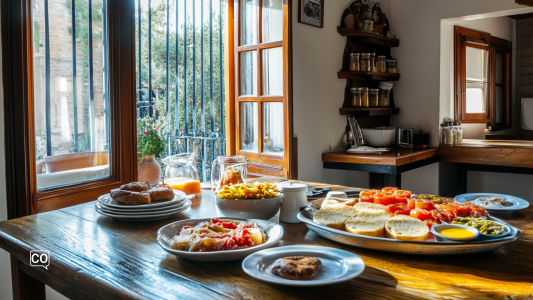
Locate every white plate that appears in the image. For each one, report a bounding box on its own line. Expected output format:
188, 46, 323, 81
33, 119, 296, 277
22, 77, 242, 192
98, 190, 186, 209
157, 218, 283, 262
97, 199, 186, 212
454, 193, 529, 211
95, 201, 188, 215
95, 200, 191, 221
242, 245, 365, 286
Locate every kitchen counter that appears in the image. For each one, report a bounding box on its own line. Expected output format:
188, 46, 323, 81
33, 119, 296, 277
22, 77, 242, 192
322, 147, 439, 188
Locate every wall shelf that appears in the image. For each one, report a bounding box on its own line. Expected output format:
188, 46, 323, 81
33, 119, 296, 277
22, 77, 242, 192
337, 27, 399, 47
338, 71, 400, 81
339, 107, 400, 117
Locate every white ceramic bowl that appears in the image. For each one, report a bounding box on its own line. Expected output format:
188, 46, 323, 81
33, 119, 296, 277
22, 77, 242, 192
362, 127, 396, 147
431, 224, 479, 241
215, 195, 282, 220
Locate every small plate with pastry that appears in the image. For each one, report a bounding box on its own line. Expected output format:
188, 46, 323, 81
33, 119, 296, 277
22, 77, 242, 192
98, 182, 186, 209
242, 245, 365, 286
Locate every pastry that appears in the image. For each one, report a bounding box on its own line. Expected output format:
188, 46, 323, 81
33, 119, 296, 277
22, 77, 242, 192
147, 184, 174, 201
118, 182, 150, 192
110, 189, 151, 205
271, 256, 322, 280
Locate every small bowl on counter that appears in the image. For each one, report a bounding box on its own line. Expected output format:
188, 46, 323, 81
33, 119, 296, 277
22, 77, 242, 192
362, 127, 396, 147
431, 224, 479, 241
215, 195, 282, 220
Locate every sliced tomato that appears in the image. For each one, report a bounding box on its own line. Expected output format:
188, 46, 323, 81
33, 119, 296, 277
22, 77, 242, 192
425, 220, 437, 229
386, 203, 411, 215
453, 204, 471, 217
382, 187, 399, 193
410, 208, 434, 221
430, 210, 448, 224
394, 190, 411, 198
468, 205, 489, 217
359, 190, 375, 203
415, 200, 435, 211
407, 198, 417, 209
374, 192, 395, 205
394, 197, 408, 204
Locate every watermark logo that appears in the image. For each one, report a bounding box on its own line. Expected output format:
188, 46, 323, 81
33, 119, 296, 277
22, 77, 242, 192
30, 250, 50, 270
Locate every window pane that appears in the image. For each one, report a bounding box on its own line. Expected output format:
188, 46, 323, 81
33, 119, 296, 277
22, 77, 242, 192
262, 47, 283, 95
496, 86, 503, 123
466, 82, 486, 114
240, 102, 258, 151
263, 102, 284, 154
496, 52, 503, 84
240, 0, 258, 46
33, 0, 110, 190
262, 0, 283, 43
240, 51, 257, 96
466, 46, 488, 82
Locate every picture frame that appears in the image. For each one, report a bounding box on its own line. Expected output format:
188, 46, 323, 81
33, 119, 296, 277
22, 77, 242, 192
298, 0, 324, 28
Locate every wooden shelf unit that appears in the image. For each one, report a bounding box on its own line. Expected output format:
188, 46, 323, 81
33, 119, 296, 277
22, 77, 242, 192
339, 107, 399, 117
336, 27, 400, 47
338, 70, 400, 81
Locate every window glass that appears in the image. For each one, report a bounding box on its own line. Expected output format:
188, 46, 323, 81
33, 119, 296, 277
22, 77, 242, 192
262, 47, 283, 95
262, 0, 283, 43
263, 102, 283, 154
240, 0, 258, 46
33, 0, 111, 190
240, 102, 259, 151
465, 46, 488, 114
240, 51, 258, 96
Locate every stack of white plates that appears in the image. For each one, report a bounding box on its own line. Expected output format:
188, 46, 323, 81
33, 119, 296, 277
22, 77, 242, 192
95, 190, 190, 221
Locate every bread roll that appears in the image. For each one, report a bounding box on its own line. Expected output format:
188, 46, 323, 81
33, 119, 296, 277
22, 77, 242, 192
385, 215, 429, 241
345, 211, 390, 237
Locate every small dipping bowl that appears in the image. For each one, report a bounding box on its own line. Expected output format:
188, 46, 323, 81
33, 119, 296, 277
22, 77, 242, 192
215, 195, 282, 220
431, 224, 479, 241
478, 222, 511, 239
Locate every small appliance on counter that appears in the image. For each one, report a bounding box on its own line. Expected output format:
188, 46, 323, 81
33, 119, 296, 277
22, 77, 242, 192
413, 131, 430, 149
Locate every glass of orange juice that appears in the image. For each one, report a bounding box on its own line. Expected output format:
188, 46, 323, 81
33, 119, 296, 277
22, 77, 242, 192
162, 153, 201, 196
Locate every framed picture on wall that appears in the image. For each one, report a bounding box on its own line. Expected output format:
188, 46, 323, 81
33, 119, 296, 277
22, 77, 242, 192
298, 0, 324, 28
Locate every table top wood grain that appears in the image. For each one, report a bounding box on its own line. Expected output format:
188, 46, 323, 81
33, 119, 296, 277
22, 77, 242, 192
322, 147, 438, 166
1, 183, 532, 300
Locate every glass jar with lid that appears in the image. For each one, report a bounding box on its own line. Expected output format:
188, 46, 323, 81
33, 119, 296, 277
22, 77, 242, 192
378, 81, 393, 107
349, 53, 360, 71
370, 53, 378, 73
453, 120, 462, 145
350, 87, 363, 107
440, 121, 453, 145
369, 89, 379, 107
360, 53, 371, 72
387, 59, 397, 73
361, 87, 369, 107
377, 56, 386, 73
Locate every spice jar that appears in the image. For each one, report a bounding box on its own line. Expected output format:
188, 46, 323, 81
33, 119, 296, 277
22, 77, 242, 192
369, 89, 379, 107
387, 59, 397, 73
453, 120, 462, 145
440, 121, 453, 145
361, 87, 369, 107
378, 82, 393, 107
370, 53, 378, 73
377, 56, 386, 73
350, 87, 363, 107
360, 53, 371, 72
349, 53, 360, 71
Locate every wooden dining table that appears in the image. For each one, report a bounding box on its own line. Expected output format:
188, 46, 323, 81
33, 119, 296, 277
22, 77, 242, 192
0, 181, 532, 300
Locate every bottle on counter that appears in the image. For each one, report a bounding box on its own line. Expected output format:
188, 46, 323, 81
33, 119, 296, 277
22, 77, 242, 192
349, 53, 360, 71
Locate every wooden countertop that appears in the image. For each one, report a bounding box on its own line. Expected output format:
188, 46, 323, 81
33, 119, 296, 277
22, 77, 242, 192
323, 147, 439, 166
440, 139, 533, 168
1, 183, 532, 299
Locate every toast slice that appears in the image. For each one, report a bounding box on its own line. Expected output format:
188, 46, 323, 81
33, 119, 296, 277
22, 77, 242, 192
313, 206, 358, 231
385, 215, 429, 241
353, 202, 387, 213
345, 211, 390, 237
321, 197, 358, 209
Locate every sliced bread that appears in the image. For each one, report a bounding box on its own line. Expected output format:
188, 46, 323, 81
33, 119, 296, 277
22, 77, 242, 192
345, 211, 390, 237
353, 202, 387, 213
385, 215, 429, 241
313, 206, 358, 231
321, 197, 359, 209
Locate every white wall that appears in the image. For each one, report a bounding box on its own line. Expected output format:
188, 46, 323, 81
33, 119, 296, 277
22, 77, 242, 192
292, 0, 391, 188
0, 8, 68, 300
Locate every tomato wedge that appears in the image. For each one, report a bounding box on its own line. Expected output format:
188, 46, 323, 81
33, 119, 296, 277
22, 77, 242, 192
410, 208, 434, 221
382, 187, 399, 193
386, 203, 411, 215
359, 190, 375, 203
374, 192, 395, 205
407, 198, 417, 209
415, 200, 435, 210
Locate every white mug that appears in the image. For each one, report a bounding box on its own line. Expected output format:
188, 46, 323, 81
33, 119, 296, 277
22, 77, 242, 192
278, 183, 308, 223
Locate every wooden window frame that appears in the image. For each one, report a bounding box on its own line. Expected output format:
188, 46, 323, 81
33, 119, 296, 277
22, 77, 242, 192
454, 26, 512, 129
226, 0, 295, 179
2, 0, 137, 217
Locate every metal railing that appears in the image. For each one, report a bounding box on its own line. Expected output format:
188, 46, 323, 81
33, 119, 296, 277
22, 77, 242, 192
136, 0, 226, 182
